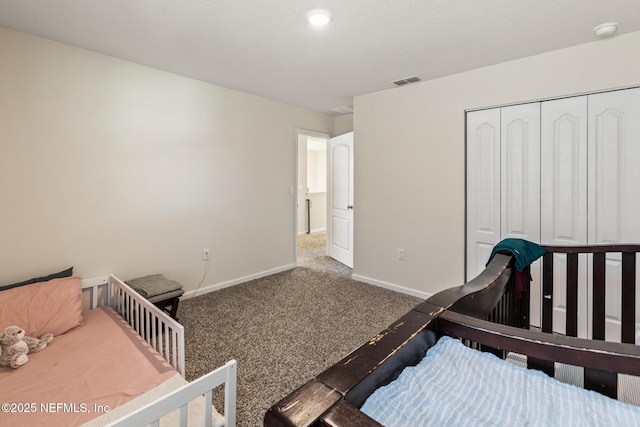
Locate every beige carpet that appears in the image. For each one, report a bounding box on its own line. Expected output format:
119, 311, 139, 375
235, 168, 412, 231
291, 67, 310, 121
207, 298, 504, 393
177, 234, 422, 426
297, 231, 353, 276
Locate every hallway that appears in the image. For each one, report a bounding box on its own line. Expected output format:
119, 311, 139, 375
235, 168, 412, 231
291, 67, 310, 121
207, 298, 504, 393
297, 232, 352, 277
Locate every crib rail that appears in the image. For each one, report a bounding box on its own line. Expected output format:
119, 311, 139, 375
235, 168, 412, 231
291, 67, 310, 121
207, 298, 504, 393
540, 244, 640, 344
108, 360, 237, 427
441, 310, 640, 375
440, 310, 640, 399
108, 274, 186, 376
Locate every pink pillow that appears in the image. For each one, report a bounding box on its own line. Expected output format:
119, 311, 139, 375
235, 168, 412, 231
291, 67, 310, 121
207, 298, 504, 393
0, 276, 83, 337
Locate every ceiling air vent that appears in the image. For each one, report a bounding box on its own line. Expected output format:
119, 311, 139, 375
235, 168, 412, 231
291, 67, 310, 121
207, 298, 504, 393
331, 106, 354, 114
392, 76, 421, 86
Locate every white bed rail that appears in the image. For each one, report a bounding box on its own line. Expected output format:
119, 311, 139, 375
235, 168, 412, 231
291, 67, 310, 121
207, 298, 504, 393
108, 274, 186, 376
106, 359, 237, 427
80, 274, 186, 376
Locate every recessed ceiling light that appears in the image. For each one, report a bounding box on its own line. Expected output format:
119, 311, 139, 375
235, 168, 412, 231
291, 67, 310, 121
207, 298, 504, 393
593, 22, 618, 37
306, 9, 332, 26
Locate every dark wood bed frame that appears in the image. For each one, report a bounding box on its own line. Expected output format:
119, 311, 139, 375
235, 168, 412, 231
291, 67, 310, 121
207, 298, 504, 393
265, 244, 640, 426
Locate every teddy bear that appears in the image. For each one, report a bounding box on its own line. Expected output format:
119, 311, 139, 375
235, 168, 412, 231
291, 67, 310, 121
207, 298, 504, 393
0, 326, 53, 369
0, 326, 29, 368
23, 331, 54, 354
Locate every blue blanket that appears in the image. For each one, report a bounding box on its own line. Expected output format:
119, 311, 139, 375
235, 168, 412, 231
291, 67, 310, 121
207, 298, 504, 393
361, 336, 640, 426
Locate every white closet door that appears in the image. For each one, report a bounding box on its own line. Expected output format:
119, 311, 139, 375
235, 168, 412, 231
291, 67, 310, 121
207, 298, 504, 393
466, 108, 501, 280
501, 102, 542, 326
588, 88, 640, 244
541, 96, 588, 246
541, 96, 588, 337
587, 87, 640, 341
501, 102, 541, 241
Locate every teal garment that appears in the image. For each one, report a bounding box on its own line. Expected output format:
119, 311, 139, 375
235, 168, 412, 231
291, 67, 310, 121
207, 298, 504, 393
486, 238, 546, 272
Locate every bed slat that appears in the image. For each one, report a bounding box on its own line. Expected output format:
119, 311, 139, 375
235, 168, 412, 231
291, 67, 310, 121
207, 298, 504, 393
542, 252, 553, 333
541, 244, 640, 344
566, 253, 579, 337
179, 404, 187, 426
527, 357, 554, 377
204, 390, 213, 426
621, 252, 636, 344
584, 367, 618, 399
592, 253, 606, 340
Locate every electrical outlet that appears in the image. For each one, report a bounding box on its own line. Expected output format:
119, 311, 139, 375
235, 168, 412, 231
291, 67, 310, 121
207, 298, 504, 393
202, 248, 210, 261
398, 248, 406, 260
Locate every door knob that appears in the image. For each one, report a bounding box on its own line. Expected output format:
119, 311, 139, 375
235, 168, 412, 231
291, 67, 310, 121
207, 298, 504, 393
347, 205, 353, 209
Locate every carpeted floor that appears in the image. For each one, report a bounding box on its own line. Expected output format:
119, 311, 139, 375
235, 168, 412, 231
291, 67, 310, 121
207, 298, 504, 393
177, 233, 423, 426
296, 231, 353, 276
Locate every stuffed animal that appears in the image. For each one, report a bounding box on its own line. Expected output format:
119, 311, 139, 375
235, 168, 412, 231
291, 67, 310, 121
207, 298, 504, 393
23, 331, 53, 354
0, 326, 30, 368
0, 326, 53, 369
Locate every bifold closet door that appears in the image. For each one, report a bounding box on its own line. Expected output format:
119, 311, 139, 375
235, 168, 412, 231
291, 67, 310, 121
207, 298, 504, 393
466, 108, 500, 280
541, 96, 589, 338
501, 102, 541, 327
587, 87, 640, 342
588, 88, 640, 245
467, 87, 640, 340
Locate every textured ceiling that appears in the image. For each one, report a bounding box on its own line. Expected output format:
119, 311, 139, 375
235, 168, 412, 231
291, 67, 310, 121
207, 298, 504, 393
1, 0, 639, 115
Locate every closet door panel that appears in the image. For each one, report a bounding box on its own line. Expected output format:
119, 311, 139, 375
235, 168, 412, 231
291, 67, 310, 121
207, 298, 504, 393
501, 102, 541, 326
467, 108, 501, 280
588, 87, 640, 244
541, 96, 589, 338
587, 87, 640, 341
501, 102, 541, 241
541, 96, 588, 245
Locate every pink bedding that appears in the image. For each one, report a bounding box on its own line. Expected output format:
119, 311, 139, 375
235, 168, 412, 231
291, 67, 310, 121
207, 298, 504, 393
0, 306, 177, 426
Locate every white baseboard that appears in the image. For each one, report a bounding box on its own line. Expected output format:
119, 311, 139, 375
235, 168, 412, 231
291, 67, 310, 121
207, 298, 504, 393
183, 264, 297, 299
351, 274, 432, 300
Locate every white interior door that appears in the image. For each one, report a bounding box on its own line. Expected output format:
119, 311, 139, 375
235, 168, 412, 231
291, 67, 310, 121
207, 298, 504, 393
328, 132, 354, 268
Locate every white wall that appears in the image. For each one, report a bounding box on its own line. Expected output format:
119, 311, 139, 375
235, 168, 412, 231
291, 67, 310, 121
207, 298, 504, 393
333, 113, 353, 136
0, 27, 333, 293
353, 31, 640, 298
307, 150, 326, 194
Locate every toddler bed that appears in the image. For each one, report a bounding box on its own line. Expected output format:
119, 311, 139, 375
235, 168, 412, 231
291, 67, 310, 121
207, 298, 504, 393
265, 244, 640, 426
0, 271, 236, 427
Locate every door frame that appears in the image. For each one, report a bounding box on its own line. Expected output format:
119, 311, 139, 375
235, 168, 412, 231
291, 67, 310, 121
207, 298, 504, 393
294, 129, 330, 265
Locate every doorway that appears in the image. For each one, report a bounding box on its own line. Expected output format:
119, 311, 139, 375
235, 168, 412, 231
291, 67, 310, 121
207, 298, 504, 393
296, 130, 329, 264
295, 129, 354, 271
297, 133, 328, 236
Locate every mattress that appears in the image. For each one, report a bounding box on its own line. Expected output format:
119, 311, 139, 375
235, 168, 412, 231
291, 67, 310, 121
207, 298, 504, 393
361, 336, 640, 426
0, 306, 177, 426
